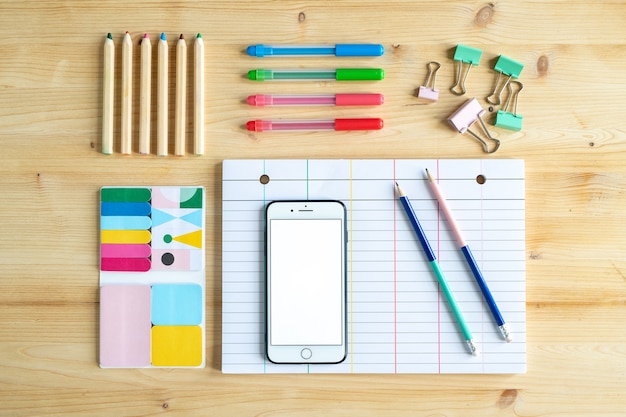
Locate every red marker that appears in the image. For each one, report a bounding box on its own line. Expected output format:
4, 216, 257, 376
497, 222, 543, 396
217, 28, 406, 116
246, 118, 383, 132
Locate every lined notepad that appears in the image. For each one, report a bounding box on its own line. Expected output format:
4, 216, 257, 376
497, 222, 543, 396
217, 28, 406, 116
222, 160, 526, 374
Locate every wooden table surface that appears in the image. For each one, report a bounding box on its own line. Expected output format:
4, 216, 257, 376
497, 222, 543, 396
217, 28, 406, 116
2, 1, 626, 415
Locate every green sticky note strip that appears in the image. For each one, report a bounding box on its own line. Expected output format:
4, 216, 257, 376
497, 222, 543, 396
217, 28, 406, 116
494, 55, 524, 78
495, 110, 523, 131
453, 44, 482, 65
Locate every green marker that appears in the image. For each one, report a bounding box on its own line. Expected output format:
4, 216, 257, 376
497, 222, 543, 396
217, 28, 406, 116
247, 68, 384, 81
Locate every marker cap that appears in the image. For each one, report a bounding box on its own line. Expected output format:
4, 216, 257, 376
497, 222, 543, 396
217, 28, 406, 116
335, 68, 385, 81
335, 118, 384, 131
335, 94, 384, 106
335, 44, 384, 57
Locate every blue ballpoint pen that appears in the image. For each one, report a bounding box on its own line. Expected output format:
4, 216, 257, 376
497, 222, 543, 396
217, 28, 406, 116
396, 182, 478, 356
425, 169, 512, 342
246, 43, 384, 57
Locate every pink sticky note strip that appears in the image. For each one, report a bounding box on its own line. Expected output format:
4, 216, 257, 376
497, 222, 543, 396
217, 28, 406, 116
100, 285, 151, 367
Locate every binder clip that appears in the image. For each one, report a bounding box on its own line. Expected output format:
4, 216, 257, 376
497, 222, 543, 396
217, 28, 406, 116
417, 61, 441, 102
486, 55, 524, 105
448, 98, 501, 153
450, 44, 482, 96
494, 81, 524, 131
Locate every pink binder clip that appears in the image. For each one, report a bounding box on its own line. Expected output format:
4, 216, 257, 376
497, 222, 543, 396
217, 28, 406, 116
417, 61, 441, 102
448, 98, 501, 153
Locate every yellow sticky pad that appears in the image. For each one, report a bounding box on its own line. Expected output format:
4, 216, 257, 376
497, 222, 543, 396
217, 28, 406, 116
151, 326, 203, 366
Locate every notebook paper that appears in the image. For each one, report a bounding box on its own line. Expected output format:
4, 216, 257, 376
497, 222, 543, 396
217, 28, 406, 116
222, 160, 526, 374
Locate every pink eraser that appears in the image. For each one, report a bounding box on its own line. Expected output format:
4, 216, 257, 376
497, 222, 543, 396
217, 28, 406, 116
447, 98, 486, 134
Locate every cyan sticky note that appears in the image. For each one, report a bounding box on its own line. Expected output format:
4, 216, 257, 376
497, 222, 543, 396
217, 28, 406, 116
151, 284, 202, 325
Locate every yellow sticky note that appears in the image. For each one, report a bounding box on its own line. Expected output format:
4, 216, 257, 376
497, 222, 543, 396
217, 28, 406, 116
152, 326, 202, 366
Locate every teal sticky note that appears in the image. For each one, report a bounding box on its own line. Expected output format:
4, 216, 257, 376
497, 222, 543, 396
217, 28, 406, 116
151, 284, 203, 325
453, 44, 482, 65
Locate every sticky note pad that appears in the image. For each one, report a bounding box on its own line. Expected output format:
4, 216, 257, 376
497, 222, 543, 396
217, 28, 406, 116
151, 284, 203, 325
99, 186, 206, 368
152, 326, 203, 366
100, 285, 151, 367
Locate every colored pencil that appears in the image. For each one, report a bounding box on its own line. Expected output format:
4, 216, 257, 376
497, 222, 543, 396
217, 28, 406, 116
102, 33, 114, 155
139, 33, 151, 154
194, 33, 204, 155
425, 169, 512, 342
157, 32, 168, 156
121, 31, 133, 154
396, 181, 478, 356
175, 34, 187, 156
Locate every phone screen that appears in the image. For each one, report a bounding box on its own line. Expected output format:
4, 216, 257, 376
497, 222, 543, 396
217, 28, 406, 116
269, 218, 343, 346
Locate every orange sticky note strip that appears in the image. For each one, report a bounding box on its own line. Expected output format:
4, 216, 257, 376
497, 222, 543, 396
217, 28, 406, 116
151, 326, 202, 366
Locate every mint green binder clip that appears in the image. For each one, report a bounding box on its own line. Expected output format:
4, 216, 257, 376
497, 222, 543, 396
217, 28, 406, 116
494, 81, 524, 131
450, 44, 483, 96
487, 55, 524, 105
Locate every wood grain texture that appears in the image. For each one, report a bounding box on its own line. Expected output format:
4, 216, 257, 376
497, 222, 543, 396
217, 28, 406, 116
1, 0, 626, 415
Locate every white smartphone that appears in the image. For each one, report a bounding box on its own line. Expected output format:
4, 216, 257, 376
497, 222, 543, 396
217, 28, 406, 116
265, 200, 347, 364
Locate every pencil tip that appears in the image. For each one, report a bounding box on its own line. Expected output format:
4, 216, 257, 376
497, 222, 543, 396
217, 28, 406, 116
143, 33, 149, 39
125, 31, 131, 35
160, 32, 166, 40
425, 168, 434, 182
179, 33, 184, 40
197, 33, 202, 38
107, 33, 112, 40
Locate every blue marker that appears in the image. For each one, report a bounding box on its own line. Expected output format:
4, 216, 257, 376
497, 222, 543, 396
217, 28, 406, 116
246, 43, 384, 57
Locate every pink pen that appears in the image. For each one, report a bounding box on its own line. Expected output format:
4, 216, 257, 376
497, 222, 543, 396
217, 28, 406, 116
247, 93, 384, 106
246, 118, 383, 132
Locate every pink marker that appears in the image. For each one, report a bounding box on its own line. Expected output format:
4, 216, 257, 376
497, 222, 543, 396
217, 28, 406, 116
246, 118, 383, 132
247, 93, 384, 106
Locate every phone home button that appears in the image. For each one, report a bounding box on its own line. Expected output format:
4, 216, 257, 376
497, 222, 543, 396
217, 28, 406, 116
301, 348, 312, 360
